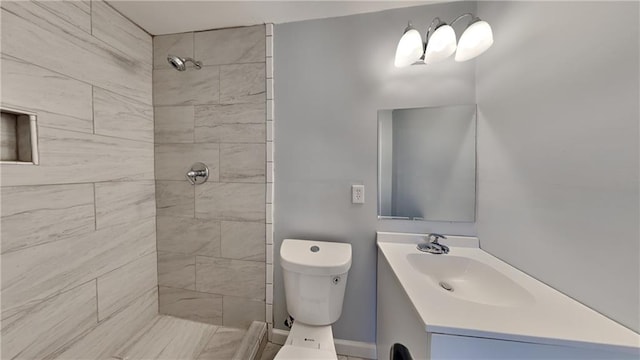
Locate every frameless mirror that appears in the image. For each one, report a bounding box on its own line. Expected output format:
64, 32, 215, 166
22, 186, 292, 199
378, 105, 476, 222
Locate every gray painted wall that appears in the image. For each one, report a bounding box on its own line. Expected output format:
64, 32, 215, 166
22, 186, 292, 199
476, 1, 639, 332
274, 1, 477, 343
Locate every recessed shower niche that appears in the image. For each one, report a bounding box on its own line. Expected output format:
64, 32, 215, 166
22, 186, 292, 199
0, 107, 38, 164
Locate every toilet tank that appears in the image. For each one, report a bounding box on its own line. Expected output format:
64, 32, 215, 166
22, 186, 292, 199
280, 239, 352, 326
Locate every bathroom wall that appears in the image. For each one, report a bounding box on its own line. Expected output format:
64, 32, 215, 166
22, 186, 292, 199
153, 25, 268, 328
1, 1, 158, 359
273, 2, 477, 343
476, 1, 639, 332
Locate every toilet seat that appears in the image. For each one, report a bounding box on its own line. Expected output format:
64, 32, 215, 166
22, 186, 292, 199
273, 345, 338, 360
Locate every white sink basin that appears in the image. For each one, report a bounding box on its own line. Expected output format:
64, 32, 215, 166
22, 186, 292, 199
406, 253, 535, 307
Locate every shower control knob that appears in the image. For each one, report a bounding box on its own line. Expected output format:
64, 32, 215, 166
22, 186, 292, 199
186, 162, 209, 185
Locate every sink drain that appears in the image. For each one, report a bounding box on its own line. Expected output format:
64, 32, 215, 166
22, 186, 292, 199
439, 281, 453, 292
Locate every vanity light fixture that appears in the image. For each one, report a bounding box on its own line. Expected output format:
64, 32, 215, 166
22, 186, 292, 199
394, 13, 493, 67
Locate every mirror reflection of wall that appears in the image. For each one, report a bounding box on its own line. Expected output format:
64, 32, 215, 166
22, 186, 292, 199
378, 105, 477, 222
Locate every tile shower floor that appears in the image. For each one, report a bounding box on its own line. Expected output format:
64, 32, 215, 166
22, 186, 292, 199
112, 315, 246, 360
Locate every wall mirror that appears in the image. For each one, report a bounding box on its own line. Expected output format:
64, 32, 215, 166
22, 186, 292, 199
378, 104, 477, 222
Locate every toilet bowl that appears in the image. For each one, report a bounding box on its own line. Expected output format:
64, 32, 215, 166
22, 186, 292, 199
274, 239, 352, 360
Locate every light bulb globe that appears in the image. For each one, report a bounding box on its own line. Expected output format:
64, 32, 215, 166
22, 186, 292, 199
455, 20, 493, 62
424, 24, 457, 64
394, 27, 424, 67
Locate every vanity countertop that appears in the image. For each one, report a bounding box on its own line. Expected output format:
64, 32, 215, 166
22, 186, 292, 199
377, 231, 640, 356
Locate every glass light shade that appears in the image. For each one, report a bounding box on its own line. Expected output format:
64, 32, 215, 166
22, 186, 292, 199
455, 20, 493, 62
424, 24, 457, 64
394, 28, 424, 68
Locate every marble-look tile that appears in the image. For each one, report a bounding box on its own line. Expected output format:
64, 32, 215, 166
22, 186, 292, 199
1, 54, 93, 133
195, 25, 265, 66
155, 105, 195, 143
196, 183, 265, 221
220, 144, 266, 183
155, 143, 219, 181
266, 120, 273, 141
154, 32, 194, 69
266, 99, 274, 120
156, 181, 194, 217
97, 252, 158, 321
1, 184, 94, 254
266, 182, 273, 204
158, 251, 196, 290
266, 264, 273, 284
223, 297, 266, 328
195, 103, 265, 125
2, 218, 155, 322
55, 287, 158, 360
1, 126, 154, 186
196, 123, 266, 144
220, 63, 265, 104
1, 1, 152, 105
159, 286, 222, 325
16, 115, 32, 162
266, 304, 273, 323
91, 0, 152, 66
157, 217, 220, 257
1, 112, 17, 160
33, 0, 90, 33
95, 181, 156, 229
153, 66, 219, 106
221, 221, 266, 261
259, 342, 281, 360
266, 224, 273, 245
116, 315, 218, 360
93, 87, 154, 142
196, 256, 265, 299
197, 327, 246, 360
233, 321, 267, 360
1, 281, 97, 360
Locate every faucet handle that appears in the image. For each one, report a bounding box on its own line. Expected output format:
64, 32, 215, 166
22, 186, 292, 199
427, 233, 447, 244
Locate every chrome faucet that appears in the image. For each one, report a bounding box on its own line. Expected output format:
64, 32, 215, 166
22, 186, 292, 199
417, 233, 449, 254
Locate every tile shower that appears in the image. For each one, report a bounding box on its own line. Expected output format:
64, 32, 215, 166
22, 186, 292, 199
1, 0, 274, 358
153, 24, 268, 328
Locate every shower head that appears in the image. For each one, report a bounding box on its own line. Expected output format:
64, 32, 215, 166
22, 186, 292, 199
167, 55, 202, 71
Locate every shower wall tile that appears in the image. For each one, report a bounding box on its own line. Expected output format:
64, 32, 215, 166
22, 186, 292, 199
95, 181, 156, 230
195, 103, 265, 124
195, 25, 265, 66
1, 184, 95, 254
158, 251, 196, 290
33, 0, 91, 33
155, 181, 194, 217
1, 280, 97, 360
222, 296, 265, 328
93, 87, 154, 142
55, 287, 158, 360
195, 123, 266, 144
157, 217, 220, 257
1, 217, 156, 322
154, 32, 195, 69
1, 1, 152, 105
220, 143, 266, 183
97, 252, 158, 321
221, 221, 266, 261
219, 63, 266, 104
1, 54, 93, 132
91, 0, 152, 67
159, 286, 223, 325
1, 126, 154, 187
153, 66, 220, 106
195, 256, 265, 299
155, 143, 219, 181
195, 183, 265, 221
155, 105, 195, 143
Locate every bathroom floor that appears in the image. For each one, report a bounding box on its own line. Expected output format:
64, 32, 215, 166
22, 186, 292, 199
258, 343, 371, 360
113, 315, 246, 360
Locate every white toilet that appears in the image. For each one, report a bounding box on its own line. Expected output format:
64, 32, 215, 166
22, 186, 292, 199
275, 239, 352, 360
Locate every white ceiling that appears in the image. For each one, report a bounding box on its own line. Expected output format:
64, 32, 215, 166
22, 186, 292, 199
107, 1, 433, 35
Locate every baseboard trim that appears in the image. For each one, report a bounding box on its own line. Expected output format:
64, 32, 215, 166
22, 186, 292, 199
271, 328, 377, 359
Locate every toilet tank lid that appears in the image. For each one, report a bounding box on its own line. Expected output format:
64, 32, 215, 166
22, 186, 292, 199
280, 239, 352, 275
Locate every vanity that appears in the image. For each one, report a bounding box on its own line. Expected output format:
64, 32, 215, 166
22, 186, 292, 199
376, 232, 640, 360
